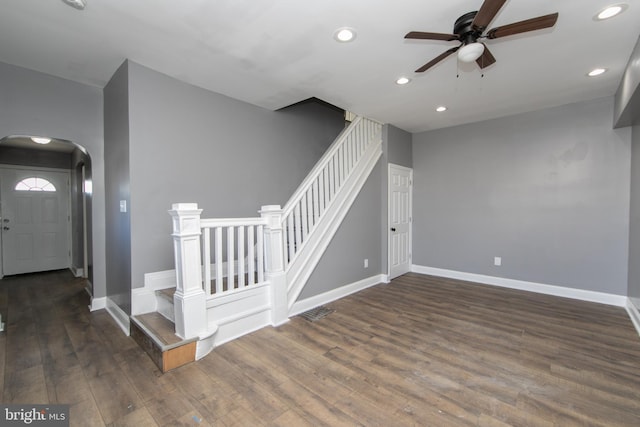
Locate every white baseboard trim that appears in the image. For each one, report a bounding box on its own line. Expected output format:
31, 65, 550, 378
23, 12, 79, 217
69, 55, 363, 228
412, 265, 627, 307
131, 270, 178, 315
106, 297, 130, 336
143, 262, 248, 291
144, 269, 177, 290
89, 296, 106, 312
131, 287, 157, 316
626, 299, 640, 338
289, 274, 385, 317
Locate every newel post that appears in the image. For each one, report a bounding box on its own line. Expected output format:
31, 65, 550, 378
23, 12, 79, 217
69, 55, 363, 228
260, 205, 289, 326
168, 203, 207, 339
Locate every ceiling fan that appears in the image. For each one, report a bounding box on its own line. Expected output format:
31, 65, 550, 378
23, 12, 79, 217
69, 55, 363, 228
405, 0, 558, 72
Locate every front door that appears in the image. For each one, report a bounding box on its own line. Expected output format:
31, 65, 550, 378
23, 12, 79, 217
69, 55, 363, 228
0, 167, 70, 275
388, 164, 412, 280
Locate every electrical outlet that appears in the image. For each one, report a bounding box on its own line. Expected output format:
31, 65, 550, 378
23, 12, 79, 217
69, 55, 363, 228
494, 256, 502, 266
364, 259, 369, 268
120, 200, 127, 213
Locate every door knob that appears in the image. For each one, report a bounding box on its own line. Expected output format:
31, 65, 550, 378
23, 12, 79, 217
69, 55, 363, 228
390, 227, 396, 232
2, 226, 9, 231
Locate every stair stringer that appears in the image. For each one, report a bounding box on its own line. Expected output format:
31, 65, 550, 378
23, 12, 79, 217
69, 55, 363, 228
285, 136, 383, 311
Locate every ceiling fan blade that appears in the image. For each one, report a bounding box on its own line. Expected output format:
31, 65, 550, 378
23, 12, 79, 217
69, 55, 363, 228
476, 44, 496, 69
415, 46, 460, 73
405, 31, 459, 41
486, 13, 559, 39
472, 0, 508, 32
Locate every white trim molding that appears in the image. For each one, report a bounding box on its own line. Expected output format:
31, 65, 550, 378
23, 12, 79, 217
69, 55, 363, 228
106, 297, 130, 336
626, 299, 640, 337
132, 269, 178, 315
89, 296, 106, 312
412, 265, 628, 307
290, 274, 385, 317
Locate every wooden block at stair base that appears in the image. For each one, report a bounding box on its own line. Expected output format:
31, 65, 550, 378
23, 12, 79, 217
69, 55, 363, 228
163, 342, 196, 372
130, 320, 164, 370
130, 317, 197, 373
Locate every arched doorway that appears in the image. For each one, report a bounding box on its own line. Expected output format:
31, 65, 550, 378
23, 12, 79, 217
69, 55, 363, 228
0, 135, 94, 293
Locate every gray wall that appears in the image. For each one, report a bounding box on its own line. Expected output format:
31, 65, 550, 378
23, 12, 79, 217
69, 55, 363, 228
126, 61, 345, 290
0, 61, 106, 298
412, 96, 631, 295
386, 124, 413, 168
621, 35, 640, 310
0, 146, 71, 169
630, 123, 640, 307
615, 36, 640, 128
300, 160, 383, 299
103, 61, 132, 312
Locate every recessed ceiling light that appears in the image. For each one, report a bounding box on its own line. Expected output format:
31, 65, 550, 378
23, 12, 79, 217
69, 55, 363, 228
61, 0, 87, 10
396, 77, 411, 85
436, 106, 447, 112
595, 4, 627, 20
31, 137, 52, 145
333, 27, 356, 43
587, 68, 607, 77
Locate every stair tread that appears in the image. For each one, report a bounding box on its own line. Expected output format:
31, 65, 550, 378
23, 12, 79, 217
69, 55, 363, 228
133, 312, 184, 347
156, 288, 175, 300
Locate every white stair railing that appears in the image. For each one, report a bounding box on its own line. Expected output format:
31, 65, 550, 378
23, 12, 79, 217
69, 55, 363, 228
281, 117, 382, 268
200, 218, 267, 296
278, 117, 383, 311
170, 116, 383, 338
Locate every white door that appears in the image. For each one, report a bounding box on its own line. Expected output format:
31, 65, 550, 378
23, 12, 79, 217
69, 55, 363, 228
388, 164, 412, 280
0, 167, 71, 275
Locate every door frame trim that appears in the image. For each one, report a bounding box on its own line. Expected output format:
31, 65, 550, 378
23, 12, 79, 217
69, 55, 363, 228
387, 163, 413, 280
0, 164, 72, 276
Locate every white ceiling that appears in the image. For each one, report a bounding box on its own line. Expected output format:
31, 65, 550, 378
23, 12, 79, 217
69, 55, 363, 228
1, 0, 639, 133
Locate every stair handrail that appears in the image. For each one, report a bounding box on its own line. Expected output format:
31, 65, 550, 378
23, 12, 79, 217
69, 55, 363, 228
279, 116, 382, 270
282, 116, 364, 217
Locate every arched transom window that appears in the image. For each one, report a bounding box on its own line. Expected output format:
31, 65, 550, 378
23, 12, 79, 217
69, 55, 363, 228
15, 177, 57, 192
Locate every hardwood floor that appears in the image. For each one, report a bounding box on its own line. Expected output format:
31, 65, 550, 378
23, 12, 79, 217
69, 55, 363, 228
1, 270, 639, 426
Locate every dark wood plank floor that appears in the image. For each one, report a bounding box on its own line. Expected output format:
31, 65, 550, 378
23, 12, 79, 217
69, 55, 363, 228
1, 270, 639, 426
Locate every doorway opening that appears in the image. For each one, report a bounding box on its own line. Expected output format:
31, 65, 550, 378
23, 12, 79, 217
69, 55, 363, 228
0, 135, 93, 295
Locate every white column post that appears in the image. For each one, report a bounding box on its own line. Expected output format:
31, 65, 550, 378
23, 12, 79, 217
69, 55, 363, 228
168, 203, 207, 339
260, 205, 289, 326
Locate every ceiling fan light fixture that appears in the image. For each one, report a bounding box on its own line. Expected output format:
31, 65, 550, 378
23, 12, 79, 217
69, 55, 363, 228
396, 77, 411, 85
31, 137, 52, 145
61, 0, 87, 10
587, 68, 607, 77
333, 27, 356, 43
458, 42, 485, 63
595, 4, 627, 20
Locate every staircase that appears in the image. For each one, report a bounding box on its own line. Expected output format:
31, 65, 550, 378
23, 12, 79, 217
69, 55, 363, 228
131, 116, 383, 369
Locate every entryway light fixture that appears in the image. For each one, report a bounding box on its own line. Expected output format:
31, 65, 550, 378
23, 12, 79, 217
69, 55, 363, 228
436, 106, 447, 112
458, 42, 485, 63
31, 137, 52, 145
333, 27, 356, 43
62, 0, 86, 10
595, 4, 627, 20
587, 68, 607, 77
